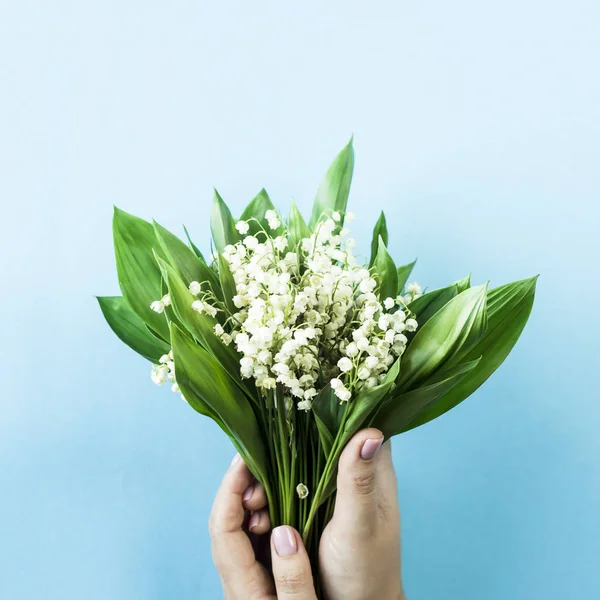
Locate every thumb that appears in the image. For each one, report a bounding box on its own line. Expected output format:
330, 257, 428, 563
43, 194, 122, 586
270, 526, 317, 600
333, 428, 385, 534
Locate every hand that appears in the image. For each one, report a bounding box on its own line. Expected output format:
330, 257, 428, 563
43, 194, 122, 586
210, 454, 318, 599
319, 428, 405, 600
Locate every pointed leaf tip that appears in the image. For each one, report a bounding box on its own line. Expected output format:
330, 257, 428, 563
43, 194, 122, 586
210, 191, 239, 253
308, 140, 355, 229
373, 236, 397, 301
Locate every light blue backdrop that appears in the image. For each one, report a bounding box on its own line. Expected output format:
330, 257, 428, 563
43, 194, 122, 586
1, 1, 598, 598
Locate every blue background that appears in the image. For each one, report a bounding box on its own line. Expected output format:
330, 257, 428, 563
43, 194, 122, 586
1, 1, 599, 598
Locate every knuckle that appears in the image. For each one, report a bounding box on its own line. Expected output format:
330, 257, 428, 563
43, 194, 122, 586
208, 506, 241, 539
353, 469, 377, 496
275, 567, 309, 593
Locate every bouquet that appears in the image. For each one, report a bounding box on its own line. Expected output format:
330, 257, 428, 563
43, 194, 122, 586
98, 140, 536, 591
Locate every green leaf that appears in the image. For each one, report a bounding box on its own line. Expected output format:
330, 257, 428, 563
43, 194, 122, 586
398, 284, 488, 389
112, 207, 169, 341
288, 199, 310, 249
183, 225, 206, 262
218, 254, 237, 314
156, 265, 185, 332
373, 236, 398, 302
396, 260, 417, 295
369, 212, 388, 267
404, 276, 538, 431
455, 273, 471, 293
240, 189, 282, 237
374, 358, 481, 438
97, 296, 170, 362
169, 331, 225, 426
153, 220, 219, 291
210, 190, 239, 253
312, 385, 340, 457
171, 323, 267, 481
408, 283, 459, 327
308, 138, 355, 229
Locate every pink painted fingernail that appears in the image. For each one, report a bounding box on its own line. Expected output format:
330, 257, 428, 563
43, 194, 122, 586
231, 453, 241, 466
272, 526, 298, 556
243, 483, 254, 502
360, 437, 384, 460
248, 512, 260, 532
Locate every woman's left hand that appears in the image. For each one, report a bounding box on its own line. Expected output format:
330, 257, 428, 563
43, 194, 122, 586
210, 454, 318, 599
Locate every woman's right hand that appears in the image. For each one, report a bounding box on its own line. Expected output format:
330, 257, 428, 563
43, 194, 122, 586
319, 428, 406, 600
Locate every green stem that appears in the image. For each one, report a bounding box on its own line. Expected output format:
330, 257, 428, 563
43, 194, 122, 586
277, 389, 292, 524
302, 402, 351, 542
289, 408, 298, 527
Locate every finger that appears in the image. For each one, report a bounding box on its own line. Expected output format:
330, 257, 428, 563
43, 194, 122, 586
209, 454, 256, 574
248, 508, 271, 535
271, 526, 317, 600
242, 480, 268, 512
333, 428, 385, 534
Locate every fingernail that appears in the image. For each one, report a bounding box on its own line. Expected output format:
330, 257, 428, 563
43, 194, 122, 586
360, 437, 384, 460
231, 453, 241, 466
248, 511, 260, 532
243, 483, 254, 502
272, 526, 298, 556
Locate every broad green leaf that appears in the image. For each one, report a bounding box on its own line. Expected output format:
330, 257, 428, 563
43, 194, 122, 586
404, 276, 538, 431
374, 236, 398, 301
171, 324, 267, 481
308, 138, 355, 229
374, 358, 481, 438
112, 207, 169, 341
288, 199, 310, 249
153, 220, 220, 293
408, 283, 459, 327
398, 284, 488, 389
168, 331, 226, 426
218, 254, 237, 314
396, 260, 417, 295
455, 273, 471, 293
183, 225, 206, 262
210, 190, 239, 253
240, 189, 282, 237
369, 211, 388, 267
97, 296, 170, 362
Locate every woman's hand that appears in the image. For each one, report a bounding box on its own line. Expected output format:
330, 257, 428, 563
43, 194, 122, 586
319, 428, 405, 600
210, 454, 318, 599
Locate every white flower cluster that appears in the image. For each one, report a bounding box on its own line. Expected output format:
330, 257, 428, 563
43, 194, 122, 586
181, 211, 419, 411
150, 351, 185, 400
